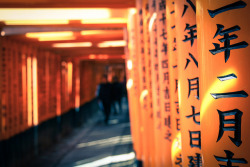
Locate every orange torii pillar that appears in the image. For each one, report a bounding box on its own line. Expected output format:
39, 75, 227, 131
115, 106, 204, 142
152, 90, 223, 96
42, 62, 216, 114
175, 0, 202, 166
142, 0, 156, 166
155, 0, 172, 166
126, 10, 143, 164
148, 0, 163, 166
166, 0, 182, 166
136, 0, 154, 166
197, 0, 250, 166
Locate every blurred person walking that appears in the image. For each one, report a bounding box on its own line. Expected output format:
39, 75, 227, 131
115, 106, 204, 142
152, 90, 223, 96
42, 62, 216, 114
96, 74, 112, 124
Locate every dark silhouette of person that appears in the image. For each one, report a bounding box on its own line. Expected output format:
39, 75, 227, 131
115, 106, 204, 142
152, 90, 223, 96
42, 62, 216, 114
97, 74, 112, 124
111, 76, 123, 114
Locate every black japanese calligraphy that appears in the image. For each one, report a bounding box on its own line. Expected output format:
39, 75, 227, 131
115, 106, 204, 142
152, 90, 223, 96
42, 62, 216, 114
165, 102, 170, 112
184, 53, 198, 70
188, 153, 202, 167
159, 0, 166, 11
209, 24, 248, 63
182, 0, 196, 17
208, 1, 247, 18
214, 150, 247, 167
186, 106, 200, 125
189, 131, 201, 149
176, 119, 181, 131
160, 28, 167, 40
159, 13, 166, 25
211, 90, 248, 99
175, 154, 182, 167
165, 130, 172, 141
217, 109, 242, 147
188, 77, 199, 100
165, 115, 171, 128
183, 24, 197, 47
162, 59, 168, 68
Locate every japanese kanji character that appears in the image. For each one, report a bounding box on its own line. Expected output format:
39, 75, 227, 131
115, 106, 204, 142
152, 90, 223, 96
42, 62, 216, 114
188, 153, 202, 167
162, 42, 167, 55
182, 0, 196, 17
217, 73, 237, 81
160, 28, 167, 40
214, 150, 247, 167
165, 115, 171, 128
152, 0, 156, 9
184, 53, 198, 70
155, 64, 158, 71
165, 102, 170, 112
159, 12, 166, 25
175, 79, 178, 93
165, 130, 172, 141
186, 106, 200, 125
217, 109, 242, 147
162, 59, 168, 68
175, 101, 179, 114
164, 72, 169, 83
188, 77, 199, 99
189, 130, 201, 149
176, 119, 181, 131
211, 91, 248, 99
209, 24, 248, 63
183, 24, 197, 47
175, 154, 182, 167
164, 86, 170, 99
159, 0, 166, 11
208, 1, 246, 18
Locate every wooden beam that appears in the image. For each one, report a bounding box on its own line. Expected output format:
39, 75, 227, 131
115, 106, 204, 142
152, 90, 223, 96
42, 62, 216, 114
0, 0, 135, 8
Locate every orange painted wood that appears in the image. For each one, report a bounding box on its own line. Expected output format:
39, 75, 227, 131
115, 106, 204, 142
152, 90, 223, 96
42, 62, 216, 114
0, 0, 135, 8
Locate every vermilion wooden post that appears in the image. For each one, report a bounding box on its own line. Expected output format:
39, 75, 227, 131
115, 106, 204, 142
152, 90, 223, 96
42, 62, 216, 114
197, 0, 250, 166
148, 0, 163, 166
126, 11, 143, 163
155, 0, 172, 166
136, 0, 156, 166
166, 0, 182, 166
175, 0, 202, 166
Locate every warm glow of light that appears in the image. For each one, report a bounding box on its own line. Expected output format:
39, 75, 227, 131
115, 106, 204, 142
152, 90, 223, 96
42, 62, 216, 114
67, 62, 73, 94
98, 55, 109, 59
27, 57, 32, 126
149, 12, 157, 32
0, 8, 110, 21
38, 36, 76, 41
129, 8, 137, 15
4, 20, 69, 25
126, 79, 133, 90
75, 152, 135, 167
127, 60, 133, 70
97, 40, 126, 48
26, 31, 73, 38
1, 31, 5, 36
52, 42, 92, 48
81, 30, 107, 36
140, 90, 148, 103
81, 18, 127, 24
89, 54, 96, 59
32, 57, 38, 126
171, 132, 182, 161
200, 68, 238, 121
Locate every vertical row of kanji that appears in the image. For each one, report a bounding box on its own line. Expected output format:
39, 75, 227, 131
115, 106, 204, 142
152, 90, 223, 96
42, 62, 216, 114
126, 0, 250, 166
0, 37, 79, 142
